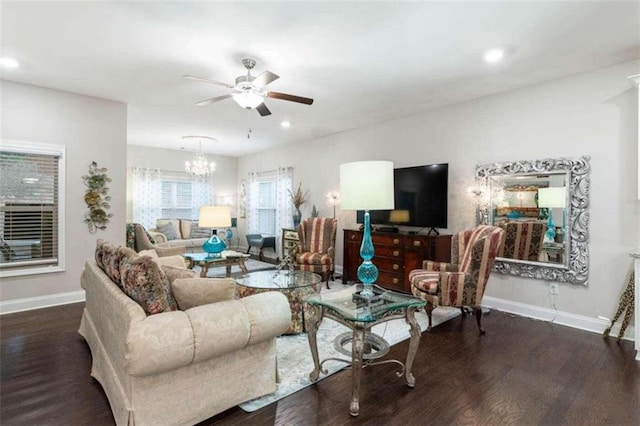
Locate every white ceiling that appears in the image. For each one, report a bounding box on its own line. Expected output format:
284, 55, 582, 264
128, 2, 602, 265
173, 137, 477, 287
2, 1, 639, 157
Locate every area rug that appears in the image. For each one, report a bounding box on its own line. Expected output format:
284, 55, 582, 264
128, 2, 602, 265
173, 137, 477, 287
239, 284, 460, 412
200, 258, 275, 278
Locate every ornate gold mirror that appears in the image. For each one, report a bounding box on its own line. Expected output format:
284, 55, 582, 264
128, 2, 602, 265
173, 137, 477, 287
475, 156, 590, 285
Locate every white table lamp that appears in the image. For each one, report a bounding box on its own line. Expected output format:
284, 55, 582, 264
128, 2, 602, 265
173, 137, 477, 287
199, 206, 232, 257
538, 187, 566, 241
340, 161, 394, 298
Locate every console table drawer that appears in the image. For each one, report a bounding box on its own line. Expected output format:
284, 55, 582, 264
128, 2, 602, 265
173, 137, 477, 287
375, 245, 403, 258
371, 233, 403, 246
375, 257, 404, 272
376, 271, 404, 292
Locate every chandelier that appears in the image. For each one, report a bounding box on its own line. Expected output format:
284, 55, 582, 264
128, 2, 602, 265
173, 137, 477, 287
183, 136, 216, 176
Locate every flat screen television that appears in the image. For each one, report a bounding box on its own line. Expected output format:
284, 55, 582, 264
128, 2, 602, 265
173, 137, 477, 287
357, 163, 448, 230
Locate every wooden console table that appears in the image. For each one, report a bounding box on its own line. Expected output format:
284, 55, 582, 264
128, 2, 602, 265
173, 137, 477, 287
342, 229, 451, 293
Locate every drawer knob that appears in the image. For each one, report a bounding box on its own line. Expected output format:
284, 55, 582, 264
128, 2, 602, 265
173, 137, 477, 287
393, 238, 400, 245
351, 235, 355, 240
393, 250, 400, 257
393, 278, 399, 284
393, 264, 399, 270
413, 240, 421, 247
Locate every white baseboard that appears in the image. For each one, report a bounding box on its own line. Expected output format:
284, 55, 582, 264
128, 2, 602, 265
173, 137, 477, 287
0, 290, 85, 315
483, 296, 635, 342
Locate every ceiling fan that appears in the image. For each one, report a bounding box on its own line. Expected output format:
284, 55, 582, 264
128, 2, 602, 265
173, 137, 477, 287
183, 58, 314, 117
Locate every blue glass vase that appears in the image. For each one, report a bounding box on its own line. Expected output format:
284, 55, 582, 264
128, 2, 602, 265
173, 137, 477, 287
545, 209, 556, 241
357, 211, 378, 298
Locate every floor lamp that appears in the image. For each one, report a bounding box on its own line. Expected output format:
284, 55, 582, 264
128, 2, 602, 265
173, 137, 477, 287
340, 161, 395, 298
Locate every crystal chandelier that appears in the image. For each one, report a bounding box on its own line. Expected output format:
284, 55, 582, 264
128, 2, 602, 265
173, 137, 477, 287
183, 136, 216, 176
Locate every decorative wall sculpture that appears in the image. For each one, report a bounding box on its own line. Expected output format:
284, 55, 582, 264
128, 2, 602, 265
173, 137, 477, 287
83, 161, 113, 233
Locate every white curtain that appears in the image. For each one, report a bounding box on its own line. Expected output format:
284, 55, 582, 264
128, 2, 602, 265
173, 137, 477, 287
276, 167, 294, 257
132, 167, 162, 229
192, 176, 213, 217
246, 171, 260, 234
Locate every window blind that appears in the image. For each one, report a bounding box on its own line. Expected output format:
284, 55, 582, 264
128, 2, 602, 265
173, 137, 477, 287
257, 179, 276, 235
0, 149, 61, 272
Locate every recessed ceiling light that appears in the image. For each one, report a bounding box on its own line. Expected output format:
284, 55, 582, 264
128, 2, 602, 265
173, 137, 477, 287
281, 121, 291, 128
483, 49, 505, 64
0, 57, 19, 69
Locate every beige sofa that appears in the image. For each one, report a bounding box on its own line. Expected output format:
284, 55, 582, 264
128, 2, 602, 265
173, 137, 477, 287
150, 219, 209, 253
79, 249, 291, 425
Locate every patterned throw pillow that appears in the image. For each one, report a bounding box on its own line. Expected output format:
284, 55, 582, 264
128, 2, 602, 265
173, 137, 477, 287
119, 253, 178, 315
157, 221, 179, 240
95, 240, 137, 287
190, 226, 213, 238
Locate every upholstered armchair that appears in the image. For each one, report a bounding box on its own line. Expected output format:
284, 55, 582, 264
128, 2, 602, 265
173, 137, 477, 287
125, 223, 185, 257
498, 221, 546, 261
292, 217, 338, 289
409, 225, 505, 334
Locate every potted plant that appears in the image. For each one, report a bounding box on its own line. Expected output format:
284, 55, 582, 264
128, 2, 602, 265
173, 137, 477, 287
288, 182, 308, 227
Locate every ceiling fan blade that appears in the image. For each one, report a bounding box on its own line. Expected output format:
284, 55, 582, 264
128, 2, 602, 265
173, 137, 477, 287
267, 91, 314, 105
196, 94, 233, 106
183, 75, 234, 89
252, 71, 280, 88
256, 103, 272, 117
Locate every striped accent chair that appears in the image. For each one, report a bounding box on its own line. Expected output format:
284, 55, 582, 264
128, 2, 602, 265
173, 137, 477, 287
409, 225, 505, 334
498, 221, 546, 261
292, 217, 338, 289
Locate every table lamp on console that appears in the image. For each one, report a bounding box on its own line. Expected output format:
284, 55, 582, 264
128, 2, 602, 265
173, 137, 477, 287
340, 160, 395, 298
199, 205, 232, 257
537, 187, 566, 242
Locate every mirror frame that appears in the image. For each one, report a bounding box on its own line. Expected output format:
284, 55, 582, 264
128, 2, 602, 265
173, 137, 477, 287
475, 156, 591, 285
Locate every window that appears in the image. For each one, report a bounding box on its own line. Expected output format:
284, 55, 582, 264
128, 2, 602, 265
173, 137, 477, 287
131, 169, 212, 229
257, 178, 276, 235
246, 167, 293, 247
0, 141, 65, 277
161, 180, 194, 219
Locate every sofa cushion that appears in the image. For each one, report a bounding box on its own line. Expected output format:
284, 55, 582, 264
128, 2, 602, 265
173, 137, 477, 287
190, 226, 213, 239
157, 221, 179, 241
119, 252, 178, 315
153, 255, 188, 269
138, 249, 158, 258
172, 278, 235, 310
162, 265, 197, 285
180, 219, 196, 241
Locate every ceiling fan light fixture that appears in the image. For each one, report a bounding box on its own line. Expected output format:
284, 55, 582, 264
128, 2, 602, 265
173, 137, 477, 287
232, 91, 264, 109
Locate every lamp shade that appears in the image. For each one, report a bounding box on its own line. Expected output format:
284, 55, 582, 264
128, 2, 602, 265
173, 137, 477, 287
198, 206, 232, 228
538, 187, 566, 208
339, 161, 394, 210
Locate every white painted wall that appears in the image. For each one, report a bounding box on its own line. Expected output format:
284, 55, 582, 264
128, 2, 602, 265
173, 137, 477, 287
1, 81, 127, 304
238, 60, 640, 322
126, 145, 238, 221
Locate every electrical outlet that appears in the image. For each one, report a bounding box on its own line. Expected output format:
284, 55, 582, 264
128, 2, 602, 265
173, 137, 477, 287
549, 283, 559, 295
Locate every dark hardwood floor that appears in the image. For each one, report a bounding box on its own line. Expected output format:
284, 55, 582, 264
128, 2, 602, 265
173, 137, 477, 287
1, 301, 638, 426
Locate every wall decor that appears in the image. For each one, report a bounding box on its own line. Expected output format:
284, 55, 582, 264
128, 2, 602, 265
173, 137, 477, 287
476, 156, 591, 285
82, 161, 113, 233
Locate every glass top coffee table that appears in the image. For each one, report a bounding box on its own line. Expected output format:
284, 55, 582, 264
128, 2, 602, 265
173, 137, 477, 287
304, 284, 426, 416
183, 250, 250, 278
236, 270, 322, 334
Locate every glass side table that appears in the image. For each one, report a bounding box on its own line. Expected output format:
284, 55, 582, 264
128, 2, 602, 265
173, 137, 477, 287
304, 284, 426, 416
236, 270, 322, 334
